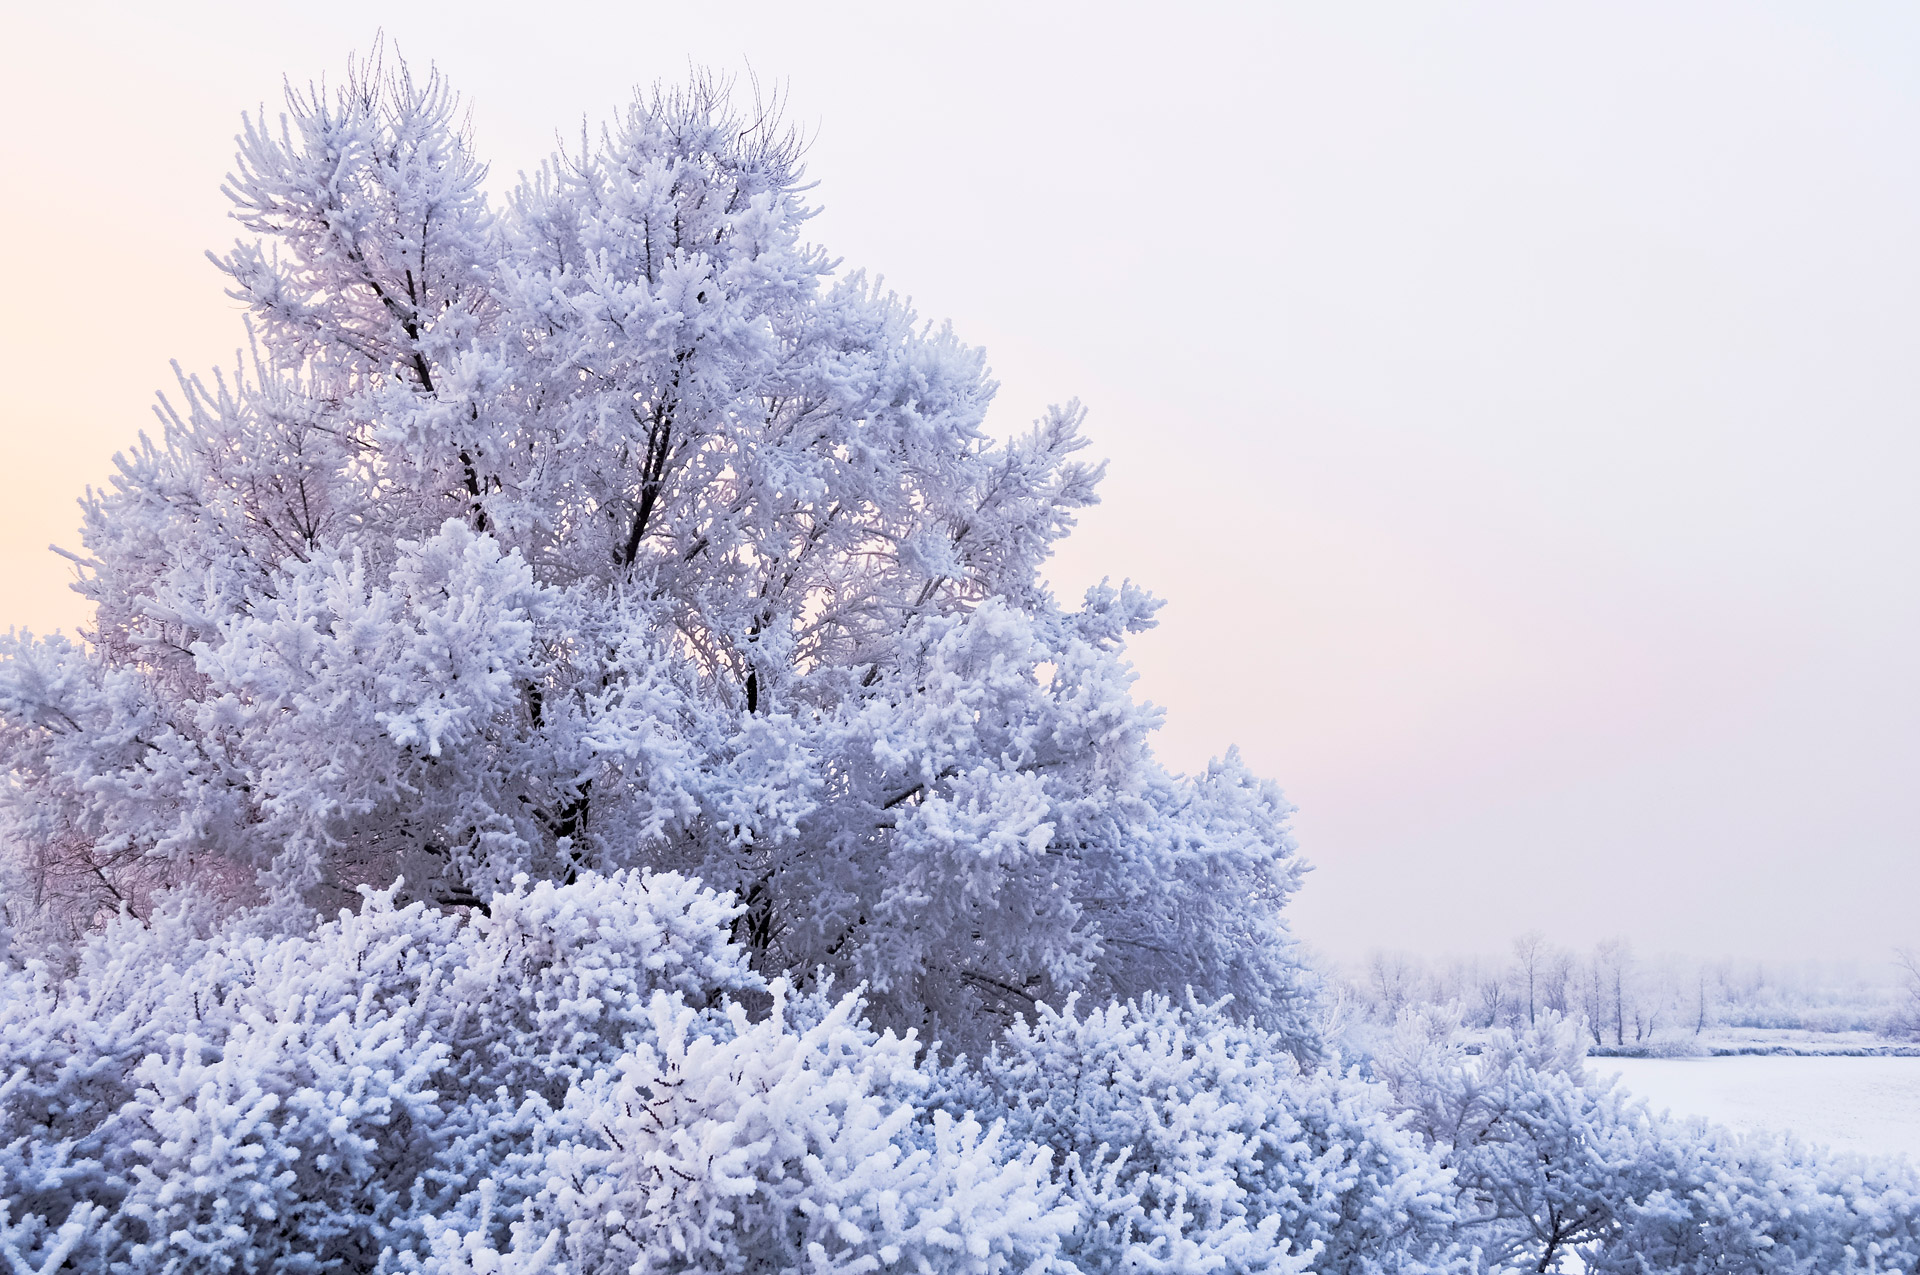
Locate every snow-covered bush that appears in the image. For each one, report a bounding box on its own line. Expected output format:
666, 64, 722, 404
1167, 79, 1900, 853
0, 872, 1081, 1275
1375, 1009, 1920, 1272
1373, 1011, 1661, 1270
420, 983, 1075, 1275
1596, 1126, 1920, 1274
0, 870, 757, 1272
968, 995, 1464, 1275
434, 869, 759, 1108
6, 873, 1919, 1275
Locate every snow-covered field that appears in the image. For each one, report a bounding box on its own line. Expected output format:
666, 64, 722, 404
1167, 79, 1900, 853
1605, 1056, 1920, 1160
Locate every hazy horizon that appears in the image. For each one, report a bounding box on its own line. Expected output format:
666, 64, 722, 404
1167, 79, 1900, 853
5, 1, 1918, 964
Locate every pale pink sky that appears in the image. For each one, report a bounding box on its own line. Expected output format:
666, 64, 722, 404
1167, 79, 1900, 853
4, 2, 1918, 963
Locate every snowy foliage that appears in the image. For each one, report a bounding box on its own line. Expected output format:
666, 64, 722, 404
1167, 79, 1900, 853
421, 983, 1076, 1275
11, 878, 1912, 1275
0, 51, 1309, 1052
0, 870, 753, 1271
966, 995, 1463, 1275
1374, 1010, 1920, 1272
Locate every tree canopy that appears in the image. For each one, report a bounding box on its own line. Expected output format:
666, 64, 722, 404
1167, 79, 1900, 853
0, 55, 1310, 1050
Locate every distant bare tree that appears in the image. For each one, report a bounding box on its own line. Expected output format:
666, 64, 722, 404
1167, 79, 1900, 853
1895, 948, 1920, 1040
1513, 931, 1546, 1025
1579, 955, 1607, 1047
1368, 950, 1420, 1018
1476, 962, 1507, 1027
1595, 939, 1634, 1048
1542, 948, 1575, 1017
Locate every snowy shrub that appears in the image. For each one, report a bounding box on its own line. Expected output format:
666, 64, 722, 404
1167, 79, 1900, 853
421, 982, 1076, 1275
1376, 1009, 1920, 1272
433, 869, 760, 1109
971, 995, 1463, 1275
0, 870, 756, 1272
1595, 1126, 1920, 1274
1376, 1012, 1665, 1270
5, 873, 1918, 1275
1, 887, 453, 1269
1639, 1034, 1708, 1059
0, 897, 240, 1270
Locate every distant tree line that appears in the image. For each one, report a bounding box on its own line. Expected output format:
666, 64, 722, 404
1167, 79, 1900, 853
1334, 932, 1920, 1052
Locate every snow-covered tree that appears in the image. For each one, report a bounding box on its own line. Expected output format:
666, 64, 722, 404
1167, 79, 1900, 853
0, 52, 1311, 1050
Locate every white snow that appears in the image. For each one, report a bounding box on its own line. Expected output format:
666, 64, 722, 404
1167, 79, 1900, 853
1605, 1056, 1920, 1160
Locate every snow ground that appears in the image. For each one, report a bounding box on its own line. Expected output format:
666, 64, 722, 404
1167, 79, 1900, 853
1685, 1027, 1911, 1054
1604, 1056, 1920, 1161
1586, 1026, 1919, 1056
